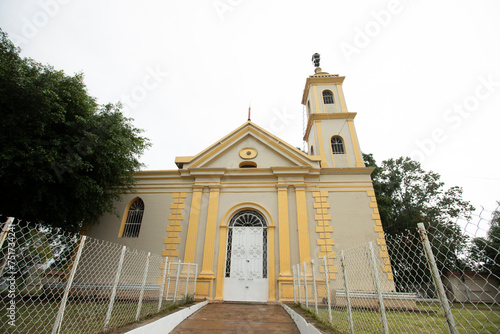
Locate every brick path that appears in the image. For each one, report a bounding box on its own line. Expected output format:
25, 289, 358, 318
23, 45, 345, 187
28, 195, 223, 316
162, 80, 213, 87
170, 303, 300, 333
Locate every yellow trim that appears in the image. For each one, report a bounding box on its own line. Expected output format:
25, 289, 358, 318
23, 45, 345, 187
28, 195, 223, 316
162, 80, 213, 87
347, 119, 365, 167
315, 121, 328, 168
302, 75, 346, 104
239, 147, 258, 159
214, 225, 227, 300
295, 186, 311, 262
366, 191, 393, 280
200, 187, 220, 276
163, 193, 186, 261
312, 84, 322, 113
336, 83, 348, 112
220, 202, 275, 228
190, 127, 314, 169
334, 88, 341, 113
303, 112, 357, 141
118, 197, 141, 238
174, 156, 192, 166
268, 225, 276, 301
277, 187, 291, 276
183, 188, 202, 263
180, 122, 316, 169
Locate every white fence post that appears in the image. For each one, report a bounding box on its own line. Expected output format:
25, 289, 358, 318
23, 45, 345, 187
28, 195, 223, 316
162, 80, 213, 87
292, 265, 297, 304
52, 235, 86, 334
193, 263, 198, 297
369, 241, 389, 334
322, 256, 333, 326
135, 252, 151, 321
184, 263, 191, 298
303, 262, 309, 308
418, 223, 459, 334
0, 217, 15, 276
0, 217, 14, 250
104, 245, 127, 330
340, 251, 354, 334
165, 261, 172, 300
297, 264, 302, 304
174, 260, 181, 302
311, 259, 318, 315
158, 256, 169, 312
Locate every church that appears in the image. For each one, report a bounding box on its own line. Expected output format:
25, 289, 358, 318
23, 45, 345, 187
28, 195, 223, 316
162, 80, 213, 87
85, 56, 391, 302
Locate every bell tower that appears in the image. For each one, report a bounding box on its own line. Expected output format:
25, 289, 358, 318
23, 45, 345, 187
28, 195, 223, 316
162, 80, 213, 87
302, 54, 365, 168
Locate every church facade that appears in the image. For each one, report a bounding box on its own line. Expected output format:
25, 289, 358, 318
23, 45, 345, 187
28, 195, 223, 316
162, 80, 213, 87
85, 65, 392, 302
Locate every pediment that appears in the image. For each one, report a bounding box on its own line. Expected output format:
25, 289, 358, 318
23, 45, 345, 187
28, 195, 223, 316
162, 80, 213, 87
175, 122, 320, 170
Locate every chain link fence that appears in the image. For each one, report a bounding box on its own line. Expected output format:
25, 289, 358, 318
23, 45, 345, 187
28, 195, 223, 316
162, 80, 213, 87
0, 218, 197, 334
293, 206, 500, 333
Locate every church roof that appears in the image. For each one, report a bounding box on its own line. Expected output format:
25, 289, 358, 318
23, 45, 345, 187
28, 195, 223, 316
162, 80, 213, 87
174, 121, 321, 170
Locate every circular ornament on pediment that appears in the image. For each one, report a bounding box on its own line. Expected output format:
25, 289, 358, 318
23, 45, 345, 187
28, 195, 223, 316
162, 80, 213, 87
239, 147, 257, 159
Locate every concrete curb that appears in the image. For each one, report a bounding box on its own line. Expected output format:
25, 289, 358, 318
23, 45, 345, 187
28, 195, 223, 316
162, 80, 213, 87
125, 300, 209, 334
281, 303, 322, 334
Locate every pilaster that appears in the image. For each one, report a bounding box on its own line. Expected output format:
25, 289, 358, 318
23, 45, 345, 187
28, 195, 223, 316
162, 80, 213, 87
295, 184, 311, 263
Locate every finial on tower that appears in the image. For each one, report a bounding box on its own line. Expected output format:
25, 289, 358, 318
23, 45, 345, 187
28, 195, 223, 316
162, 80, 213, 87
312, 53, 320, 67
248, 103, 251, 121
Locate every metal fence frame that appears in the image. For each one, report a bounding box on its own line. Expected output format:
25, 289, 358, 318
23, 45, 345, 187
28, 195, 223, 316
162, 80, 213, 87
0, 218, 198, 334
292, 207, 500, 333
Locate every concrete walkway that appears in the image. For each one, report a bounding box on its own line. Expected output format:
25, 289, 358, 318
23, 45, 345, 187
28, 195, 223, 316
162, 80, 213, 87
170, 303, 300, 333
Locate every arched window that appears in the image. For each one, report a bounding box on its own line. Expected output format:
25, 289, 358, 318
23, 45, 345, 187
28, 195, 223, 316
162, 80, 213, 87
310, 146, 314, 155
307, 100, 311, 115
323, 90, 335, 104
239, 161, 257, 168
331, 136, 345, 154
122, 198, 144, 237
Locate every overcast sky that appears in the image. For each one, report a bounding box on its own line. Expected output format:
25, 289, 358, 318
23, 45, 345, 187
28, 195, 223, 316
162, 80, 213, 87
1, 0, 499, 214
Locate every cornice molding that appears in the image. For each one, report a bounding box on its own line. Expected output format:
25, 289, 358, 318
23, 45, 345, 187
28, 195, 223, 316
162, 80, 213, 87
302, 75, 345, 104
303, 112, 358, 140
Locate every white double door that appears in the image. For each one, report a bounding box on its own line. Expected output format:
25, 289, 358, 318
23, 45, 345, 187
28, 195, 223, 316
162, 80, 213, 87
223, 226, 268, 302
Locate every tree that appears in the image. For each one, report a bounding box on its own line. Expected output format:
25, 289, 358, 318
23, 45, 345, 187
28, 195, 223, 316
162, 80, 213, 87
363, 154, 475, 280
470, 204, 500, 278
0, 30, 150, 231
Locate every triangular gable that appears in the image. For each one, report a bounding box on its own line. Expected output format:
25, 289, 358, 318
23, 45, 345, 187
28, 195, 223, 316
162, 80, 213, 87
175, 122, 320, 169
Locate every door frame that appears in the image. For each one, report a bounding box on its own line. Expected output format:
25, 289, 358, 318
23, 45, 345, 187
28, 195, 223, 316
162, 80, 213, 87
214, 203, 276, 301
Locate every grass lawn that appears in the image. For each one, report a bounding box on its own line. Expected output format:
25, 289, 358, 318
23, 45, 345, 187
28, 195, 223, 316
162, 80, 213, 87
304, 302, 500, 333
0, 297, 186, 333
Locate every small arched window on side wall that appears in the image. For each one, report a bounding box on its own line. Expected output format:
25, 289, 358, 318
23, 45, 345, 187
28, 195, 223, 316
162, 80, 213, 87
331, 136, 345, 154
121, 198, 144, 237
310, 146, 314, 155
323, 90, 335, 104
307, 100, 311, 116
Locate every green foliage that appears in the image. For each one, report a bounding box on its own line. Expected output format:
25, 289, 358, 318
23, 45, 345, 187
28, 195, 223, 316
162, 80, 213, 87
363, 154, 474, 275
470, 204, 500, 277
0, 30, 150, 231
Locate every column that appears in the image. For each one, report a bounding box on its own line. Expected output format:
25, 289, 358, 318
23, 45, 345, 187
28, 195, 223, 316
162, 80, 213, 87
295, 185, 311, 263
183, 187, 203, 263
347, 119, 365, 167
200, 186, 220, 276
277, 185, 291, 276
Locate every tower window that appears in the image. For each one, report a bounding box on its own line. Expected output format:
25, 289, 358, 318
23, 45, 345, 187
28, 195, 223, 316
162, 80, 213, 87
331, 136, 345, 154
122, 198, 144, 238
307, 100, 311, 116
310, 146, 314, 155
323, 90, 335, 104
